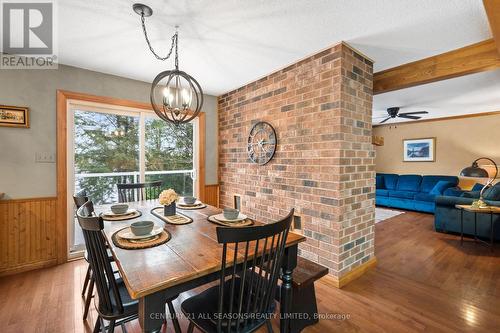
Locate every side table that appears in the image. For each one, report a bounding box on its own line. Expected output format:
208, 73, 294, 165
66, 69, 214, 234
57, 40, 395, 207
455, 204, 500, 251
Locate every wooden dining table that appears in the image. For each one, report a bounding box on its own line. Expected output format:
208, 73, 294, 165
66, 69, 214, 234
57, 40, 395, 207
98, 200, 306, 333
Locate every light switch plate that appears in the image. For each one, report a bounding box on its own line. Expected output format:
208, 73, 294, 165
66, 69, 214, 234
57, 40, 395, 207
35, 152, 56, 163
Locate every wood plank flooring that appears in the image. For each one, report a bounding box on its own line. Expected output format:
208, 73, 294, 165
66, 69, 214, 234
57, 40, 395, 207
0, 211, 499, 332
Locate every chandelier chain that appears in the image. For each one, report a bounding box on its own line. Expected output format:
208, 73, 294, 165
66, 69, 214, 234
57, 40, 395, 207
140, 13, 178, 68
134, 2, 203, 125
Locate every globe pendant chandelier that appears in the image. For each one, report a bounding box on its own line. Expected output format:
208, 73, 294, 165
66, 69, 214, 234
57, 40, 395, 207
133, 3, 203, 125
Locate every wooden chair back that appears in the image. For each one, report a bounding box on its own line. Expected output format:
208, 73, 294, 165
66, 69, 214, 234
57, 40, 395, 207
73, 191, 89, 209
76, 200, 124, 315
215, 209, 294, 332
116, 180, 163, 202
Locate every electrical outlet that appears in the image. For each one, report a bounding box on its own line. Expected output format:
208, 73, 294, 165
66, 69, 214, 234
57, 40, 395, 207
35, 152, 56, 163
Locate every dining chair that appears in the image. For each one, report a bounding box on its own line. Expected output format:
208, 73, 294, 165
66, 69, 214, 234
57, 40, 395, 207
73, 192, 94, 320
76, 200, 138, 332
181, 209, 294, 333
117, 180, 163, 202
76, 200, 182, 333
74, 190, 89, 209
74, 193, 122, 321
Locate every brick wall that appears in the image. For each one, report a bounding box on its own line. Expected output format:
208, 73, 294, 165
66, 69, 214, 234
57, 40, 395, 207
218, 42, 375, 279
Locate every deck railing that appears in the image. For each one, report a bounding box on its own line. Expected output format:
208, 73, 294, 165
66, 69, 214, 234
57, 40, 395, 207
74, 170, 194, 204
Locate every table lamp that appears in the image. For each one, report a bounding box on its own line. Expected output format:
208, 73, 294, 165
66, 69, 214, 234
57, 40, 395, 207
460, 157, 498, 208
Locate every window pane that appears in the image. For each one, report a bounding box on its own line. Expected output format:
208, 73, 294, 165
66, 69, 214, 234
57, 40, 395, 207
145, 118, 194, 196
74, 110, 140, 204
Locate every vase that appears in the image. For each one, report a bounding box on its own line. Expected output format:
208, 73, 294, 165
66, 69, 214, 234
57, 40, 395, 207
164, 202, 176, 216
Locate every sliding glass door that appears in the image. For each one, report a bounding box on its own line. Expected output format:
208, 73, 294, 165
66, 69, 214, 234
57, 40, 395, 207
67, 101, 197, 255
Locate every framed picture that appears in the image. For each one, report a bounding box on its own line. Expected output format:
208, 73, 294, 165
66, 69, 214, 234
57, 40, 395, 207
403, 137, 435, 162
0, 105, 30, 128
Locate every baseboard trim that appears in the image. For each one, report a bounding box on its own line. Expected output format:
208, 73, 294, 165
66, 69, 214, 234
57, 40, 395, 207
322, 256, 377, 288
0, 259, 58, 277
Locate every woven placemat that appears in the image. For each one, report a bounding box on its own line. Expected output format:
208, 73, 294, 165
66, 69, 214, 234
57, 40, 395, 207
150, 207, 193, 225
207, 215, 254, 227
111, 227, 171, 250
100, 210, 142, 221
177, 202, 207, 210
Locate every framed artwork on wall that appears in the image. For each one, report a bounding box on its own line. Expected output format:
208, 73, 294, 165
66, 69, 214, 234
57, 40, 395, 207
403, 137, 435, 162
0, 105, 29, 128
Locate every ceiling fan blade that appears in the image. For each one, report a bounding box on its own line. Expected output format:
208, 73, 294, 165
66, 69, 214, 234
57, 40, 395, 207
398, 115, 421, 120
399, 111, 428, 115
379, 117, 392, 123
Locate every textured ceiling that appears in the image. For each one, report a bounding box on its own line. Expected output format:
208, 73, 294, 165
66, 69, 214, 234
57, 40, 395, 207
55, 0, 491, 96
373, 70, 500, 124
8, 0, 494, 122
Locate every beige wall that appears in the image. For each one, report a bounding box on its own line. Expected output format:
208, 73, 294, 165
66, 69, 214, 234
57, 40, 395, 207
0, 64, 218, 199
373, 113, 500, 189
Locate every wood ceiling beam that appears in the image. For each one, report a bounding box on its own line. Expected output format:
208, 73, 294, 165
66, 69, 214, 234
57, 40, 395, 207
483, 0, 500, 55
373, 39, 500, 95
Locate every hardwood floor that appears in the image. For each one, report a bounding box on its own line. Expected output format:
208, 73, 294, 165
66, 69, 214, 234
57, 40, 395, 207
0, 211, 499, 332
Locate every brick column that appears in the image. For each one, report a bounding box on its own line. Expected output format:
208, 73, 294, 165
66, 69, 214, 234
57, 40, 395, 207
218, 42, 375, 285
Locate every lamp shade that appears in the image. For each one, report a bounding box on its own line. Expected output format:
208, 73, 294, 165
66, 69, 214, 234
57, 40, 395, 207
460, 164, 489, 178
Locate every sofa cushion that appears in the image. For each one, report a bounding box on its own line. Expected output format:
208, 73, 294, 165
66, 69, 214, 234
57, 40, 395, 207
414, 200, 435, 213
380, 173, 399, 190
376, 189, 389, 197
396, 175, 422, 192
420, 175, 459, 193
388, 190, 417, 199
376, 174, 385, 189
414, 192, 436, 202
377, 196, 416, 211
430, 181, 455, 195
435, 195, 476, 208
484, 184, 500, 200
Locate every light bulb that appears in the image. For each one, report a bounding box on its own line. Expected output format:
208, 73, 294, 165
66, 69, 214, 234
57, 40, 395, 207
162, 87, 174, 106
181, 88, 192, 107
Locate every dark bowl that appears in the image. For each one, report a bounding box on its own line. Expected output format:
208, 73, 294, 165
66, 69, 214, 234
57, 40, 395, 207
223, 208, 239, 220
183, 196, 197, 205
111, 204, 128, 214
130, 221, 154, 236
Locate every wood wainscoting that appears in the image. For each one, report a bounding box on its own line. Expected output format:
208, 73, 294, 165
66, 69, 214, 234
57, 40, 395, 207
204, 184, 219, 207
0, 197, 57, 277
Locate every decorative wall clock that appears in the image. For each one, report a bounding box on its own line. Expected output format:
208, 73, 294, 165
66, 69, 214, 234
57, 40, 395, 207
247, 121, 277, 165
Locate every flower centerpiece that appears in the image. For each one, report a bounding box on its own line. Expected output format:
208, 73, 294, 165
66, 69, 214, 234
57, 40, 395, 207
159, 189, 178, 216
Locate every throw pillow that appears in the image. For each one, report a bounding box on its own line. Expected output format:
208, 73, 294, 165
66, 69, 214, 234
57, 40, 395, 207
461, 191, 480, 198
483, 184, 500, 201
471, 183, 484, 192
443, 187, 463, 197
430, 181, 453, 195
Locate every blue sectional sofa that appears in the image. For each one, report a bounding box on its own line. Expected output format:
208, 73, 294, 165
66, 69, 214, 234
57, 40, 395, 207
376, 173, 459, 213
434, 183, 500, 240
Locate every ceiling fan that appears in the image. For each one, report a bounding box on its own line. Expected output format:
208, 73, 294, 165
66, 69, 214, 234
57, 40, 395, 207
378, 107, 428, 124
